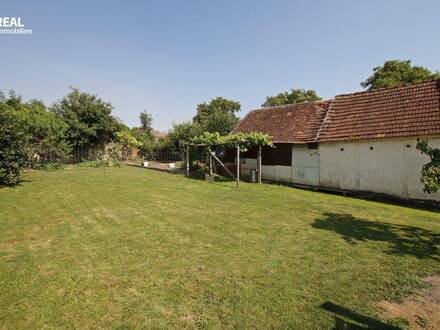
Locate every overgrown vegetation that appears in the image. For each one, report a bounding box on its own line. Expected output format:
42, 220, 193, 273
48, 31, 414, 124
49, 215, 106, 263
416, 139, 440, 193
79, 159, 121, 168
0, 91, 70, 185
50, 87, 125, 156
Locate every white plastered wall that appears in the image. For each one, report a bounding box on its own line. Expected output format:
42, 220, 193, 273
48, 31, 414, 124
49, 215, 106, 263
239, 157, 292, 182
319, 137, 440, 201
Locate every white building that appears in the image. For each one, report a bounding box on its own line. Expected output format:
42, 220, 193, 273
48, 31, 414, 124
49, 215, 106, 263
233, 80, 440, 202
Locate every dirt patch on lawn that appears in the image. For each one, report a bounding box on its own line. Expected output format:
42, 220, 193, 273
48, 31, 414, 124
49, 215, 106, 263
378, 276, 440, 329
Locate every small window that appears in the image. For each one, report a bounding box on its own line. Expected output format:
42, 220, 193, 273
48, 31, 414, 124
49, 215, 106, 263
308, 143, 318, 149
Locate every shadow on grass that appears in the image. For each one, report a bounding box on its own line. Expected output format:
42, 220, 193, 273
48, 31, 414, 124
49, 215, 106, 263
184, 174, 237, 188
321, 302, 401, 329
0, 179, 33, 189
313, 213, 440, 260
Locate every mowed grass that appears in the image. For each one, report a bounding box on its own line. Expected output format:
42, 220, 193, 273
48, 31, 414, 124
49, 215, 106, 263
0, 166, 439, 329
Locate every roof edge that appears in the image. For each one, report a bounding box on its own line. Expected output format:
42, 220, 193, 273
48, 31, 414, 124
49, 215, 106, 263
334, 78, 440, 99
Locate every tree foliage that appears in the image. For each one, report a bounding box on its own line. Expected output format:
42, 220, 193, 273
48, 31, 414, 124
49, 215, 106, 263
262, 89, 321, 107
194, 97, 240, 123
51, 88, 124, 154
193, 97, 240, 135
197, 109, 239, 136
0, 103, 30, 185
361, 60, 440, 90
115, 130, 142, 159
416, 139, 440, 194
21, 100, 71, 163
139, 110, 153, 133
166, 97, 242, 152
0, 91, 70, 185
168, 121, 202, 152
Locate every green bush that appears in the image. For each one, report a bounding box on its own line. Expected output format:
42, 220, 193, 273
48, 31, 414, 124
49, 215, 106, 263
79, 159, 121, 168
32, 162, 65, 171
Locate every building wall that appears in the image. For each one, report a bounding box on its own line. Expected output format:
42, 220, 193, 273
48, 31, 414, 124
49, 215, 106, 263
239, 144, 319, 185
239, 154, 293, 182
319, 137, 440, 201
291, 144, 319, 185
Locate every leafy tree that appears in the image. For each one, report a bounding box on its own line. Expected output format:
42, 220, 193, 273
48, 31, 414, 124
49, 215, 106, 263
139, 110, 153, 133
22, 100, 70, 163
198, 109, 239, 136
131, 111, 155, 157
115, 130, 142, 160
361, 60, 440, 90
51, 88, 124, 155
193, 97, 240, 135
167, 121, 202, 152
167, 97, 242, 158
0, 103, 30, 186
416, 139, 440, 194
262, 89, 321, 107
193, 97, 240, 123
0, 91, 70, 185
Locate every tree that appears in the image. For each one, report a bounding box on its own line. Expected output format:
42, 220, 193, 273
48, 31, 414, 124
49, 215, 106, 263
262, 89, 321, 107
129, 111, 155, 157
140, 110, 153, 133
361, 60, 440, 90
193, 97, 240, 135
167, 97, 241, 156
194, 97, 240, 123
0, 91, 71, 185
416, 139, 440, 194
167, 121, 202, 152
22, 100, 70, 163
115, 130, 142, 160
0, 103, 30, 186
51, 87, 124, 155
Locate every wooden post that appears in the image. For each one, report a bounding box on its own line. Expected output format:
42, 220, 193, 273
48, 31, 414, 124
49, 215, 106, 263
208, 148, 213, 175
236, 144, 240, 188
257, 145, 262, 184
186, 145, 190, 177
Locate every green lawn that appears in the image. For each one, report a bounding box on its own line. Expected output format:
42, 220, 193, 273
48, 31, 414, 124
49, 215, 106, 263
1, 166, 439, 329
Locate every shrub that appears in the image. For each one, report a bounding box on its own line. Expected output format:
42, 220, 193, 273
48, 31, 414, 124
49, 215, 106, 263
79, 159, 121, 168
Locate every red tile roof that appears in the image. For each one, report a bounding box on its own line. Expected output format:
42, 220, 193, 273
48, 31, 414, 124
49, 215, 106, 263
234, 80, 440, 143
232, 101, 331, 143
318, 79, 440, 142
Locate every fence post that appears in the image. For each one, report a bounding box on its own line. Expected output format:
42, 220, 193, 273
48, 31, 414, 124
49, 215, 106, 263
208, 148, 213, 175
258, 145, 262, 184
236, 144, 240, 188
186, 145, 190, 177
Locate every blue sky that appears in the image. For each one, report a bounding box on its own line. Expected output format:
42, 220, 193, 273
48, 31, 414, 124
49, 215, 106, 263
1, 1, 439, 131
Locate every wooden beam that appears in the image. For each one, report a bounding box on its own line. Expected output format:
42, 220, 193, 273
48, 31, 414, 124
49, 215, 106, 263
210, 151, 236, 180
236, 144, 240, 188
257, 145, 262, 184
208, 148, 213, 175
186, 145, 190, 177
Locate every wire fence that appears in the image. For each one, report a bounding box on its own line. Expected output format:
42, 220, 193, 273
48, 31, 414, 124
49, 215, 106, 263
145, 150, 183, 163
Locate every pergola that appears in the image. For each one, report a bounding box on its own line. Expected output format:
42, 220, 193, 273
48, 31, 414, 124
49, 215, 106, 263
184, 142, 262, 188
